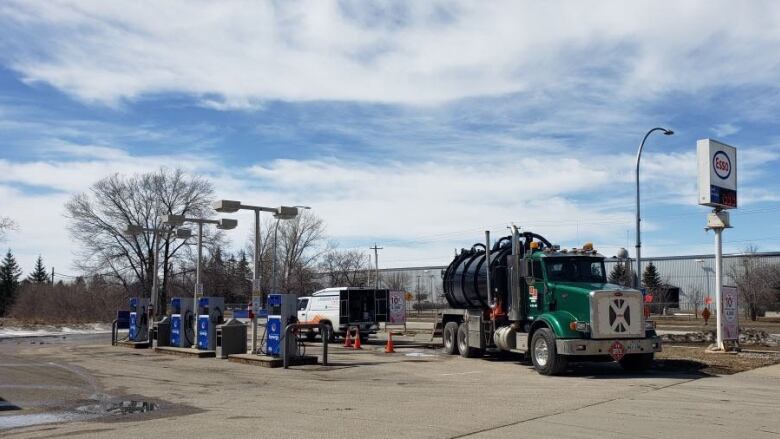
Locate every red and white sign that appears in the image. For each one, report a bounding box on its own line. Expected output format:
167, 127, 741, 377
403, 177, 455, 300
608, 341, 625, 362
388, 291, 406, 325
697, 138, 738, 209
721, 286, 739, 340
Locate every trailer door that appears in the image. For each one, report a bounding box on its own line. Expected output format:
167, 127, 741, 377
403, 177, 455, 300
339, 290, 348, 326
374, 289, 388, 322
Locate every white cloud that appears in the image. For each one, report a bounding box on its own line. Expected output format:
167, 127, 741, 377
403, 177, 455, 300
2, 1, 780, 107
712, 123, 740, 138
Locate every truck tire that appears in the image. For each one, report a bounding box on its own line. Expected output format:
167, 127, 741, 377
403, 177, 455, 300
457, 323, 481, 358
442, 321, 459, 355
619, 353, 654, 372
530, 328, 567, 375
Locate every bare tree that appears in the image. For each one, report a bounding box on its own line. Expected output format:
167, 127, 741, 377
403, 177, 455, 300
0, 217, 17, 241
728, 246, 778, 320
382, 271, 410, 291
319, 247, 371, 287
275, 211, 326, 294
65, 168, 215, 312
686, 286, 704, 318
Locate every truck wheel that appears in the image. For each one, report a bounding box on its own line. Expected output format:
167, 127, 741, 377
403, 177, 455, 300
442, 322, 459, 355
530, 328, 567, 375
457, 323, 481, 358
619, 353, 654, 372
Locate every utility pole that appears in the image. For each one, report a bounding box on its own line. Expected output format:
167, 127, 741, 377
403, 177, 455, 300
370, 243, 382, 292
51, 267, 55, 284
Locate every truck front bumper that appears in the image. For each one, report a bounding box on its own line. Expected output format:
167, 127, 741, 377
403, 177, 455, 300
556, 336, 662, 356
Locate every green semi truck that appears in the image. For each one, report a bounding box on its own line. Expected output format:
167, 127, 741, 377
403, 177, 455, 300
438, 227, 661, 375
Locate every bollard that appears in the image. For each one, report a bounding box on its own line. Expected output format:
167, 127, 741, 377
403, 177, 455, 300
321, 323, 329, 366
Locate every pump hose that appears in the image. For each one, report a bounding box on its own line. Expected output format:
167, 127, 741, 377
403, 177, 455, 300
183, 310, 195, 347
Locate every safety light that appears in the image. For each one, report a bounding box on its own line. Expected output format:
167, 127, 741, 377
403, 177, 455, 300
530, 241, 540, 250
569, 321, 590, 332
582, 242, 593, 251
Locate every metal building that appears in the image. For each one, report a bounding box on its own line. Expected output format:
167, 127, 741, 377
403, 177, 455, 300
377, 251, 780, 313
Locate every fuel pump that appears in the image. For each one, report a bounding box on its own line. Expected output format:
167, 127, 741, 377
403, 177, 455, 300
266, 293, 297, 357
128, 297, 150, 342
170, 297, 195, 348
196, 297, 224, 350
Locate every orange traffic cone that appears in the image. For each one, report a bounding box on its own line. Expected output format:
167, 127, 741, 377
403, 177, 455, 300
384, 332, 395, 353
343, 328, 352, 347
353, 329, 362, 350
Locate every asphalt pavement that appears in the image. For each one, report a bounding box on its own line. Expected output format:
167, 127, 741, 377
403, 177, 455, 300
1, 333, 779, 438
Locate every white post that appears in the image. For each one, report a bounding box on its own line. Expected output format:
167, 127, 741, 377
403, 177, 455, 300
714, 227, 724, 350
252, 209, 260, 354
193, 221, 203, 349
151, 229, 160, 318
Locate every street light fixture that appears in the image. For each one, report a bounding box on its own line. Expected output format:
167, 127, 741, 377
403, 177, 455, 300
161, 213, 237, 349
635, 127, 674, 288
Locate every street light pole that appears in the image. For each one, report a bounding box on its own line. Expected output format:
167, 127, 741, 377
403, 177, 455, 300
162, 215, 237, 349
272, 217, 281, 293
212, 201, 309, 354
635, 127, 674, 288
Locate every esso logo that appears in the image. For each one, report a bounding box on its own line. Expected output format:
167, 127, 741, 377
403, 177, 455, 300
713, 151, 731, 179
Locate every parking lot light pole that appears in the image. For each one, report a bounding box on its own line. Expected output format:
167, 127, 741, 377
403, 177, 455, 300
213, 200, 291, 354
123, 224, 168, 320
271, 206, 310, 294
162, 214, 237, 349
635, 127, 674, 288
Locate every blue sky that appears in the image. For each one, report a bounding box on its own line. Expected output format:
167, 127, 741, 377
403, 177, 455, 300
1, 1, 780, 274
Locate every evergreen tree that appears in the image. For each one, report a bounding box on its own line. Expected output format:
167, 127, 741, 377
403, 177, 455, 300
609, 263, 626, 285
609, 262, 633, 287
27, 255, 49, 283
0, 249, 23, 316
642, 262, 662, 294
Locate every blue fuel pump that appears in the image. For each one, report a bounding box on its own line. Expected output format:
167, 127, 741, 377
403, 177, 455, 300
128, 297, 150, 342
196, 297, 224, 350
266, 293, 297, 356
169, 297, 195, 348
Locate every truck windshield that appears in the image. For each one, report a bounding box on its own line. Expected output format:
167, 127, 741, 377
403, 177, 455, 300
545, 257, 606, 283
297, 298, 308, 311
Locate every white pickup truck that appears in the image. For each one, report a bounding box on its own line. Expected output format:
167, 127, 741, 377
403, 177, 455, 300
297, 287, 390, 341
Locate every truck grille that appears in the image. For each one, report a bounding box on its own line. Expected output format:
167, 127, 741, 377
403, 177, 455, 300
589, 290, 643, 339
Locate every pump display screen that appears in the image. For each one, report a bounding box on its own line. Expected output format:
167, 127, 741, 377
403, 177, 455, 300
546, 257, 606, 283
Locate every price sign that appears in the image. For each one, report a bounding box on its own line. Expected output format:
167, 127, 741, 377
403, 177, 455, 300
698, 139, 737, 209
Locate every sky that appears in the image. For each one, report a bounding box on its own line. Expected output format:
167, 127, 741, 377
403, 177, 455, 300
1, 0, 780, 276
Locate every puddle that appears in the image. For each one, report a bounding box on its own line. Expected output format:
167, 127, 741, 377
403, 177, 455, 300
77, 400, 159, 415
0, 413, 84, 430
0, 400, 159, 430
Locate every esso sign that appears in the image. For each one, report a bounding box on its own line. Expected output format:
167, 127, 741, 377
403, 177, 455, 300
713, 151, 731, 179
698, 139, 737, 209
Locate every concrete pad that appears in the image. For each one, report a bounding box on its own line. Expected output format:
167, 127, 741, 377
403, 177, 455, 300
228, 354, 318, 368
116, 340, 150, 349
153, 346, 215, 358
